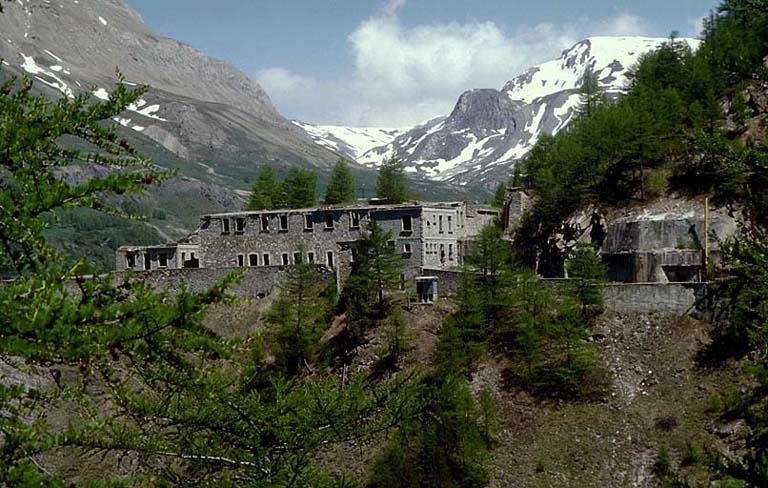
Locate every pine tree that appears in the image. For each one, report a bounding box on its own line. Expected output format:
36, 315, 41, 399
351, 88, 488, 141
577, 69, 605, 118
376, 156, 409, 203
566, 243, 608, 311
246, 165, 280, 210
344, 219, 400, 322
369, 375, 491, 488
265, 260, 330, 376
325, 158, 356, 204
280, 167, 317, 208
491, 182, 506, 208
465, 224, 515, 333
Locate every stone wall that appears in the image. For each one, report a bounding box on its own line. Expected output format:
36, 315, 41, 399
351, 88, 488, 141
601, 282, 710, 317
113, 266, 329, 298
199, 207, 427, 281
422, 268, 462, 297
424, 270, 711, 317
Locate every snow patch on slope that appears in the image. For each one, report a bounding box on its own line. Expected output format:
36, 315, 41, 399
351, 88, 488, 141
292, 121, 406, 161
505, 36, 700, 103
20, 53, 74, 98
93, 87, 167, 122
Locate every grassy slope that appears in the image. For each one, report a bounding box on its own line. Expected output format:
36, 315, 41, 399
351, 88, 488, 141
327, 304, 745, 487
483, 311, 743, 487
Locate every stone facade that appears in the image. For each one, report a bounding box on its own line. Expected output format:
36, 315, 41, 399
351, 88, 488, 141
115, 243, 200, 272
501, 187, 531, 231
116, 201, 498, 286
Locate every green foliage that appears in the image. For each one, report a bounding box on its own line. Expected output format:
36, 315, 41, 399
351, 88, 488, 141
576, 68, 606, 118
464, 225, 515, 332
376, 307, 412, 373
566, 243, 608, 310
491, 182, 505, 208
343, 219, 401, 327
263, 261, 331, 377
654, 445, 673, 478
325, 158, 356, 204
0, 70, 418, 486
246, 165, 280, 210
434, 225, 513, 373
700, 141, 768, 485
369, 375, 491, 488
433, 273, 490, 375
42, 207, 164, 272
515, 5, 768, 270
281, 166, 318, 208
434, 225, 606, 399
246, 166, 318, 210
375, 157, 409, 203
699, 1, 768, 93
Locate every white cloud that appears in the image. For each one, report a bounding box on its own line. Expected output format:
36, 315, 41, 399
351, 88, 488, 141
257, 2, 656, 128
686, 11, 711, 38
594, 13, 652, 37
381, 0, 405, 18
258, 67, 318, 95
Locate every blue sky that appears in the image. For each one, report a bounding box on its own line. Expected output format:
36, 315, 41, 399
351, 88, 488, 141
125, 0, 719, 127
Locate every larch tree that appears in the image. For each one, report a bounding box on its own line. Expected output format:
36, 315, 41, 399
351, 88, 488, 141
376, 157, 409, 203
264, 259, 330, 376
325, 158, 356, 204
280, 166, 317, 208
246, 165, 280, 210
576, 69, 606, 118
344, 218, 401, 324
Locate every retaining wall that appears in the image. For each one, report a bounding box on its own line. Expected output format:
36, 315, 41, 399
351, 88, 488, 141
113, 266, 332, 298
601, 282, 710, 316
114, 267, 711, 318
425, 269, 710, 317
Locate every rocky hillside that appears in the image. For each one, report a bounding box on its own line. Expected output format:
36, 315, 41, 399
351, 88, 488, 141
0, 0, 339, 176
298, 37, 700, 188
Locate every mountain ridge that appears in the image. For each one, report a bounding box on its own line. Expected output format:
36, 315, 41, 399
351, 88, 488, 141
297, 36, 700, 187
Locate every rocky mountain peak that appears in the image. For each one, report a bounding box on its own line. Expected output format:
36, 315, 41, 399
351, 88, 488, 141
299, 36, 700, 188
449, 89, 523, 135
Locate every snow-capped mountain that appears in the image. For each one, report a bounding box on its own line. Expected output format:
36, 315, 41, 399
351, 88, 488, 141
0, 0, 342, 178
291, 122, 407, 162
299, 36, 700, 187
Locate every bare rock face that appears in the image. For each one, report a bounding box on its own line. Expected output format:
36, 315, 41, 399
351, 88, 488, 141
0, 0, 340, 183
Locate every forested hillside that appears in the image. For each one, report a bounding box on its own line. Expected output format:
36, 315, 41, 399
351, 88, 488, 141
516, 0, 768, 273
514, 0, 768, 484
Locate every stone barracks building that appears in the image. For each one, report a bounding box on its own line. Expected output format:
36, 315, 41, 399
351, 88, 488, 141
116, 201, 498, 296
